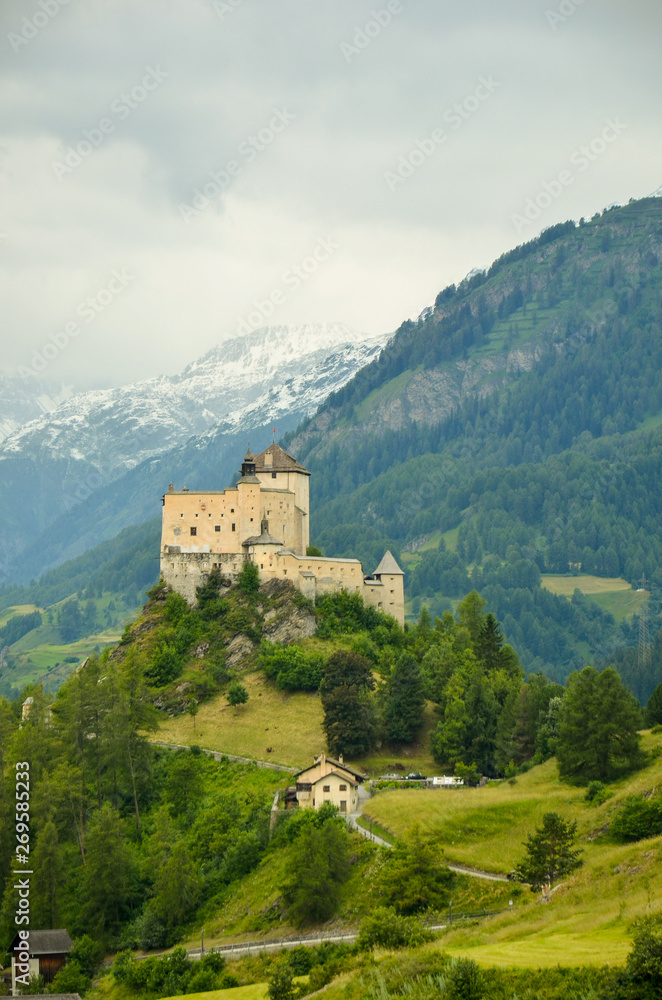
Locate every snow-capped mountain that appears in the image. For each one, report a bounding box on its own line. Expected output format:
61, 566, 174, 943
0, 323, 386, 585
0, 373, 72, 444
0, 323, 382, 476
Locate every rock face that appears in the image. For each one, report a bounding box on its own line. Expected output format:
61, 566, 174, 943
225, 633, 257, 670
262, 606, 317, 644
258, 579, 317, 644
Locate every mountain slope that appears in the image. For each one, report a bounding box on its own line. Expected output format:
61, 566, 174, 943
279, 198, 662, 682
288, 200, 662, 497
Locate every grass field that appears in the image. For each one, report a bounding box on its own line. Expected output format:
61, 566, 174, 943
4, 596, 142, 692
541, 574, 635, 597
168, 989, 267, 1000
361, 730, 662, 966
155, 671, 439, 775
541, 574, 648, 622
155, 670, 324, 768
0, 604, 41, 626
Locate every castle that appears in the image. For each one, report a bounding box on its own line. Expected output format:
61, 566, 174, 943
160, 442, 405, 624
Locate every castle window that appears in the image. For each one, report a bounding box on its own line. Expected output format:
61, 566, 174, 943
231, 508, 235, 513
232, 523, 236, 531
272, 472, 277, 478
195, 513, 199, 517
250, 517, 253, 521
190, 527, 197, 536
180, 513, 184, 517
215, 525, 221, 532
260, 564, 263, 569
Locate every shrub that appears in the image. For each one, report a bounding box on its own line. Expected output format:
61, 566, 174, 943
267, 963, 296, 1000
585, 780, 611, 806
145, 643, 185, 686
48, 962, 91, 996
357, 907, 433, 950
238, 560, 260, 594
610, 795, 662, 842
623, 913, 662, 998
446, 957, 485, 1000
187, 968, 219, 993
227, 680, 249, 711
259, 642, 322, 691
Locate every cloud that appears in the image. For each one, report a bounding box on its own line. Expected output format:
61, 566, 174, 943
0, 0, 660, 388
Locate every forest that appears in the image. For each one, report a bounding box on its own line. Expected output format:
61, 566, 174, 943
1, 570, 658, 990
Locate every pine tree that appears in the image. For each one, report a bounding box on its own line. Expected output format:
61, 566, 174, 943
557, 667, 644, 782
476, 613, 504, 669
646, 682, 662, 727
516, 812, 583, 891
384, 654, 425, 743
82, 803, 138, 936
32, 821, 63, 927
456, 591, 487, 645
321, 652, 376, 756
381, 824, 454, 914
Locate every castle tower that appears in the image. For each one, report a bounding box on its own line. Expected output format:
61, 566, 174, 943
370, 550, 405, 623
252, 443, 310, 554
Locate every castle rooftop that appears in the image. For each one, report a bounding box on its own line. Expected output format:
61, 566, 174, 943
254, 442, 310, 475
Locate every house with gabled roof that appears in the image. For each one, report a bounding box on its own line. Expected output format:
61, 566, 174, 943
293, 753, 367, 814
9, 929, 73, 995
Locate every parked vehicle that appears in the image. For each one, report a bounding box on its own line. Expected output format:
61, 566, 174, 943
404, 772, 427, 781
379, 773, 403, 780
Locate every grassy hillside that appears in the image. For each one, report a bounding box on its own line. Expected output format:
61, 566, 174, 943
360, 729, 662, 967
0, 592, 144, 696
541, 574, 649, 622
155, 664, 439, 776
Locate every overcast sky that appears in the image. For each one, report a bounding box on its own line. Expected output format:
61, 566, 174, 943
1, 0, 660, 390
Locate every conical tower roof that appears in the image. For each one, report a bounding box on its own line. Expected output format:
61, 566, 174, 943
373, 550, 404, 576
